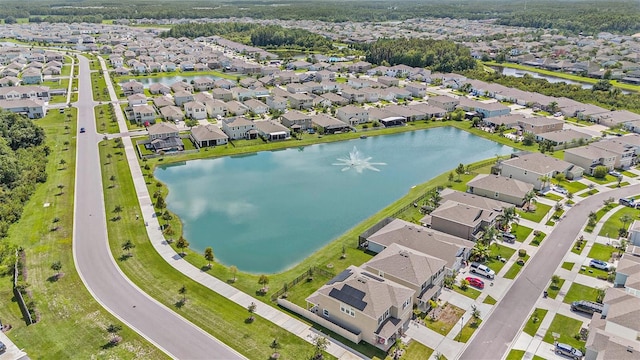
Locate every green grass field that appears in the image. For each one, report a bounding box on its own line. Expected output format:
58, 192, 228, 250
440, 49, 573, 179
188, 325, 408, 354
483, 295, 497, 305
453, 285, 481, 300
562, 262, 575, 271
562, 283, 601, 304
511, 225, 532, 242
94, 104, 121, 134
504, 254, 530, 279
547, 278, 565, 299
543, 314, 586, 349
506, 349, 526, 360
523, 308, 548, 337
517, 203, 551, 223
598, 206, 640, 237
457, 318, 482, 343
0, 111, 164, 358
587, 243, 617, 262
530, 232, 546, 247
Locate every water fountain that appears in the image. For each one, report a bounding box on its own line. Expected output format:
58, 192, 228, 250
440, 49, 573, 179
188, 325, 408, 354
332, 146, 386, 173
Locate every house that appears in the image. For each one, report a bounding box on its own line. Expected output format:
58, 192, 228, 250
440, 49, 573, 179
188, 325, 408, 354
361, 218, 474, 273
281, 110, 312, 130
320, 92, 350, 107
243, 98, 269, 114
337, 106, 369, 125
500, 152, 581, 190
211, 88, 233, 102
0, 77, 21, 87
192, 77, 215, 91
203, 99, 227, 118
0, 85, 50, 101
266, 96, 288, 112
147, 122, 179, 140
255, 120, 290, 141
159, 105, 184, 122
342, 87, 367, 103
174, 90, 195, 107
429, 95, 459, 112
231, 87, 254, 101
591, 139, 636, 169
535, 129, 592, 148
149, 83, 171, 95
407, 103, 447, 119
628, 220, 640, 246
564, 146, 617, 175
170, 81, 193, 93
127, 93, 147, 106
363, 243, 447, 310
149, 136, 183, 153
132, 105, 157, 124
0, 99, 46, 118
121, 81, 144, 96
184, 101, 207, 120
305, 265, 414, 350
426, 200, 499, 241
225, 101, 249, 116
190, 124, 229, 147
288, 92, 313, 110
377, 76, 399, 87
613, 253, 640, 288
311, 114, 351, 134
466, 174, 534, 207
21, 68, 42, 84
517, 117, 564, 134
221, 117, 257, 140
347, 61, 372, 73
405, 83, 427, 98
153, 96, 175, 109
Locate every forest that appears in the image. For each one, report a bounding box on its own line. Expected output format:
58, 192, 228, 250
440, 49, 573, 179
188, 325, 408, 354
0, 110, 48, 239
162, 23, 334, 52
361, 38, 477, 72
1, 0, 640, 35
463, 69, 640, 113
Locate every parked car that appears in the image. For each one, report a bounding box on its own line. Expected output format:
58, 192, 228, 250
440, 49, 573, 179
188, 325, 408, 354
465, 276, 485, 289
553, 186, 568, 195
619, 198, 637, 208
0, 340, 5, 353
470, 262, 496, 279
571, 300, 603, 315
555, 342, 583, 359
501, 232, 516, 243
609, 170, 621, 177
589, 259, 612, 271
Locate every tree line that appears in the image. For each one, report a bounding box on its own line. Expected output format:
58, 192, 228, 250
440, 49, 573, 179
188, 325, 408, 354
0, 110, 47, 238
359, 38, 477, 73
3, 0, 640, 35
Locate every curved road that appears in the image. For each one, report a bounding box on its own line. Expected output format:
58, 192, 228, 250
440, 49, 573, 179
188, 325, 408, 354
72, 56, 244, 359
461, 184, 640, 360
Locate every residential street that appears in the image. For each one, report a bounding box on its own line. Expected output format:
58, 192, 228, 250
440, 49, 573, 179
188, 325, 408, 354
72, 56, 245, 360
461, 183, 640, 360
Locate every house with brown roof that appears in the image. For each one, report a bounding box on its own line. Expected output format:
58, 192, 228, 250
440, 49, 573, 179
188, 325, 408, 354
426, 200, 499, 241
591, 139, 636, 169
311, 114, 351, 134
517, 116, 564, 134
255, 120, 290, 141
159, 105, 184, 122
148, 122, 179, 140
564, 146, 617, 175
184, 101, 207, 120
305, 265, 414, 350
221, 116, 257, 140
535, 129, 592, 148
288, 92, 313, 110
467, 174, 534, 207
337, 106, 369, 125
428, 95, 459, 112
500, 152, 581, 190
0, 99, 46, 118
281, 110, 312, 130
131, 105, 157, 124
120, 81, 144, 96
190, 124, 228, 147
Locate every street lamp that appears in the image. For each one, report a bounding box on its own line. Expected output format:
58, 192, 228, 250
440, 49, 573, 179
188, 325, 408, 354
458, 316, 464, 342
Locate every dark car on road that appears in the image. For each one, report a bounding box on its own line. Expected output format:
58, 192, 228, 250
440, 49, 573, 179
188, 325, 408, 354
465, 276, 485, 289
80, 127, 86, 133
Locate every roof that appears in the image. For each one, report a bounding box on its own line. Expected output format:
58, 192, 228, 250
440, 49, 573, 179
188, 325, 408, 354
191, 124, 228, 142
430, 200, 498, 227
564, 146, 617, 161
255, 120, 289, 135
502, 152, 573, 174
537, 129, 592, 143
602, 287, 640, 332
281, 110, 311, 121
517, 116, 564, 127
148, 121, 178, 136
364, 243, 446, 288
311, 114, 348, 128
467, 174, 533, 199
440, 188, 511, 211
223, 116, 254, 128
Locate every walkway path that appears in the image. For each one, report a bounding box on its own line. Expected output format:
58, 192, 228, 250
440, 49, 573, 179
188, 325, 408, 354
97, 56, 365, 360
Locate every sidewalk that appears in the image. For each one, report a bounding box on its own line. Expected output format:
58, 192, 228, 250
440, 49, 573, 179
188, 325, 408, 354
97, 56, 365, 360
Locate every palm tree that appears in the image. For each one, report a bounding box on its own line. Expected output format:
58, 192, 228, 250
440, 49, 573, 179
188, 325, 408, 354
312, 335, 329, 360
113, 205, 122, 214
470, 244, 491, 262
620, 214, 633, 230
496, 207, 518, 231
204, 247, 214, 268
524, 190, 537, 212
551, 275, 561, 289
428, 188, 442, 208
122, 239, 135, 256
537, 175, 551, 190
471, 305, 481, 325
481, 226, 499, 247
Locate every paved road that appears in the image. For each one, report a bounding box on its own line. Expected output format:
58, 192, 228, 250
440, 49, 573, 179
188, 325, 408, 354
72, 56, 245, 359
461, 184, 640, 360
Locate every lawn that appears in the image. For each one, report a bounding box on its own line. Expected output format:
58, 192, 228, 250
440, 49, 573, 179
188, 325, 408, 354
483, 295, 497, 305
457, 318, 482, 343
90, 71, 110, 102
453, 285, 481, 300
530, 231, 546, 247
579, 189, 599, 198
578, 265, 611, 281
523, 308, 548, 337
546, 278, 565, 299
598, 206, 640, 237
561, 181, 588, 194
390, 341, 433, 360
504, 254, 530, 279
94, 104, 120, 134
562, 283, 601, 304
517, 203, 551, 223
621, 170, 637, 178
511, 225, 532, 242
587, 243, 617, 262
607, 181, 629, 188
543, 314, 586, 349
541, 192, 563, 202
424, 303, 465, 336
585, 204, 617, 233
0, 111, 164, 358
99, 140, 335, 360
486, 245, 516, 275
562, 262, 575, 271
506, 349, 526, 360
584, 174, 617, 185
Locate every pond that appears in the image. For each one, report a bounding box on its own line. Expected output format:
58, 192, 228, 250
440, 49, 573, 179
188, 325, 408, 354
155, 127, 514, 273
496, 67, 593, 89
123, 75, 225, 88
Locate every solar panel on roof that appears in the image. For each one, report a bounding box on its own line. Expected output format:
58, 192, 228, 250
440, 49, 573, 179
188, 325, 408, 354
326, 269, 353, 285
362, 272, 385, 282
328, 285, 367, 311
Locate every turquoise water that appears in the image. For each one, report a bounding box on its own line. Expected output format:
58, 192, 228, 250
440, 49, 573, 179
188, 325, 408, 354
155, 127, 513, 273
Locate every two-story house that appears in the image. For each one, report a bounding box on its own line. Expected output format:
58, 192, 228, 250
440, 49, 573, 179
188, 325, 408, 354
500, 153, 581, 190
336, 106, 369, 125
564, 146, 617, 175
221, 116, 257, 140
280, 110, 312, 130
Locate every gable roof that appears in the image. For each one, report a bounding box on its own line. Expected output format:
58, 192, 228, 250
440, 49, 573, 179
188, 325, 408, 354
502, 152, 573, 174
467, 174, 534, 199
191, 124, 228, 142
364, 243, 446, 288
148, 121, 178, 135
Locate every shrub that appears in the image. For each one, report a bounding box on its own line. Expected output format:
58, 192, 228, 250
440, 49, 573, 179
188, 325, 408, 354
518, 249, 527, 258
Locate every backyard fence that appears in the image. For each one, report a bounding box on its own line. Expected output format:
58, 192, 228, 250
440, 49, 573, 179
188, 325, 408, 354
270, 266, 335, 302
13, 250, 34, 325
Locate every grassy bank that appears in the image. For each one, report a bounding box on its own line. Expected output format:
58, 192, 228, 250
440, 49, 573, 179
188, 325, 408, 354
100, 139, 333, 360
0, 111, 164, 358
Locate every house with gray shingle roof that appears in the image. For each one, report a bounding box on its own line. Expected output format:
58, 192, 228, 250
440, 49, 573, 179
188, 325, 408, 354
190, 124, 228, 147
467, 174, 534, 207
500, 152, 580, 190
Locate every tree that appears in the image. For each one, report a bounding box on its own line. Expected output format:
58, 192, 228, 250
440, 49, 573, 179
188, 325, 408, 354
448, 172, 454, 184
596, 287, 606, 304
59, 159, 67, 168
312, 335, 329, 360
229, 265, 238, 282
496, 206, 518, 231
620, 214, 633, 233
106, 324, 122, 345
427, 188, 442, 208
548, 101, 559, 113
522, 132, 536, 146
113, 205, 122, 214
51, 260, 62, 276
471, 305, 481, 324
179, 285, 187, 302
247, 302, 257, 322
259, 274, 269, 289
537, 175, 551, 189
185, 118, 198, 128
176, 236, 189, 256
156, 194, 166, 209
593, 165, 608, 179
481, 226, 499, 247
551, 275, 561, 289
455, 163, 465, 181
470, 243, 490, 262
524, 190, 537, 211
443, 272, 456, 289
204, 247, 214, 268
122, 239, 135, 256
109, 175, 116, 187
459, 278, 469, 290
106, 153, 112, 163
554, 173, 566, 185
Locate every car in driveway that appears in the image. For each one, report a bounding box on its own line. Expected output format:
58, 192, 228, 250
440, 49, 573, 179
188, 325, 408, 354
589, 259, 612, 271
553, 185, 568, 195
470, 262, 496, 279
571, 300, 603, 315
555, 342, 583, 359
465, 276, 485, 289
608, 170, 621, 178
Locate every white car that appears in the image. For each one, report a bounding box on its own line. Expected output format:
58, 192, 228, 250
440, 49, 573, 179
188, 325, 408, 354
589, 259, 612, 271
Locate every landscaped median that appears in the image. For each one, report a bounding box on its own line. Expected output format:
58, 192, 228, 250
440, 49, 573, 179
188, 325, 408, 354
99, 139, 334, 360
